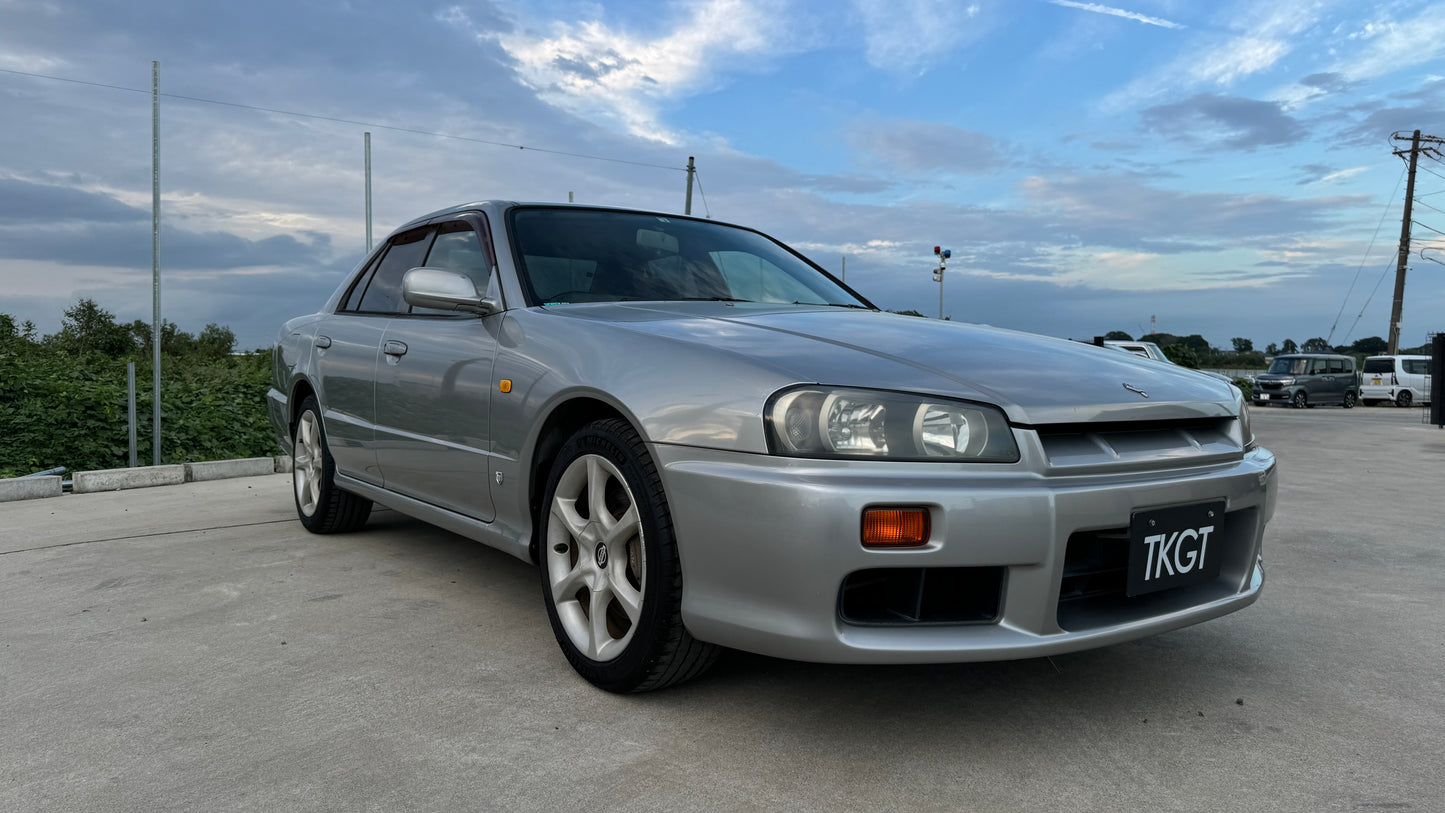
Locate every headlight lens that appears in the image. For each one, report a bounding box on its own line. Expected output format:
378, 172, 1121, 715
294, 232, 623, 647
767, 387, 1019, 462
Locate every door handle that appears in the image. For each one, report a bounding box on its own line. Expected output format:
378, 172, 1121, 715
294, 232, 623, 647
315, 335, 332, 349
383, 340, 408, 357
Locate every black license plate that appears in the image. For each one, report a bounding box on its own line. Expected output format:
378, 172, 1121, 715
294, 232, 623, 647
1126, 501, 1226, 597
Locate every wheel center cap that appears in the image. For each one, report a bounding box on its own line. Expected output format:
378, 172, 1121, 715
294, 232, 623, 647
595, 543, 609, 568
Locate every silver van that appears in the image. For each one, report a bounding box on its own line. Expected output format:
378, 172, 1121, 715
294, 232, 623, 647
1253, 353, 1359, 409
1360, 355, 1432, 407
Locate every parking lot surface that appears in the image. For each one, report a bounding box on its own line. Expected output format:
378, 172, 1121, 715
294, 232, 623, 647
2, 406, 1442, 812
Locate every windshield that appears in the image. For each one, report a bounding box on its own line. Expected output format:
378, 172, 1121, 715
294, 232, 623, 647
509, 208, 867, 308
1267, 358, 1309, 375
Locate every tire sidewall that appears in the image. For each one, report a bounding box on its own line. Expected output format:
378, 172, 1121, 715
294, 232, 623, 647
294, 397, 335, 532
538, 421, 678, 691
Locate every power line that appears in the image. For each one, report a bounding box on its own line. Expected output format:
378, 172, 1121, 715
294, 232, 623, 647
1327, 163, 1405, 345
691, 169, 713, 219
0, 66, 686, 173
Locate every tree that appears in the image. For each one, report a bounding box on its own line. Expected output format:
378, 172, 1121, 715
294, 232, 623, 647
1231, 337, 1254, 353
1162, 344, 1200, 368
1265, 343, 1279, 356
889, 309, 926, 318
194, 324, 236, 359
1179, 334, 1213, 355
1138, 332, 1178, 346
1301, 337, 1331, 353
1104, 330, 1133, 341
1281, 338, 1298, 354
53, 298, 132, 357
1351, 336, 1388, 355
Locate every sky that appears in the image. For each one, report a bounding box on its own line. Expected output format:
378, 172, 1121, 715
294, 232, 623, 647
2, 0, 1445, 352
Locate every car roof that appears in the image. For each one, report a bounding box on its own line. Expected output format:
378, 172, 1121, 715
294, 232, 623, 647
391, 200, 735, 235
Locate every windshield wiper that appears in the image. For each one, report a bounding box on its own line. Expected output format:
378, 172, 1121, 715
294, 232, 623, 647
677, 296, 756, 303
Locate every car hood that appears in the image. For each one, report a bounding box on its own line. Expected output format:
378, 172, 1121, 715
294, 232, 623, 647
542, 303, 1239, 425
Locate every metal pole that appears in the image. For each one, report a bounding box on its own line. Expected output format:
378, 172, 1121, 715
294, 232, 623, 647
684, 156, 695, 215
151, 60, 162, 466
364, 132, 372, 253
938, 271, 944, 320
1388, 129, 1421, 355
127, 362, 137, 467
841, 256, 846, 283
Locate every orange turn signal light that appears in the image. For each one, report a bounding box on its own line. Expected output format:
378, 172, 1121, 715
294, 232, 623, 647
861, 507, 931, 548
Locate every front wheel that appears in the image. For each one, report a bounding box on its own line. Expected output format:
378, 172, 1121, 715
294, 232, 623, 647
1397, 390, 1414, 408
1292, 391, 1307, 409
292, 396, 372, 533
538, 419, 719, 692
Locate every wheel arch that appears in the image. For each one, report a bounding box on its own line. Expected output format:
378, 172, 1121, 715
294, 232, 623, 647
526, 396, 634, 562
288, 377, 318, 433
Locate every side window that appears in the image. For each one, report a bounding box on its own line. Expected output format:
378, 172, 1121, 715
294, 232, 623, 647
1404, 359, 1431, 375
1329, 359, 1346, 374
1308, 359, 1328, 374
356, 226, 435, 313
424, 221, 491, 293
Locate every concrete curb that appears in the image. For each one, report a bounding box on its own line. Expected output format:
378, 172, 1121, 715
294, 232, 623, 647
73, 465, 186, 493
0, 475, 63, 502
185, 458, 278, 482
0, 456, 293, 502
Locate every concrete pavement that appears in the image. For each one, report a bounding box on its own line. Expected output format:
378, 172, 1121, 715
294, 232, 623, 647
1, 407, 1441, 812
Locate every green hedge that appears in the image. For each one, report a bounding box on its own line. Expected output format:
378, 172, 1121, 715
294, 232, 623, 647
0, 349, 278, 478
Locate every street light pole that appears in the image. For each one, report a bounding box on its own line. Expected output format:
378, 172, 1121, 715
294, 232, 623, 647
932, 246, 951, 320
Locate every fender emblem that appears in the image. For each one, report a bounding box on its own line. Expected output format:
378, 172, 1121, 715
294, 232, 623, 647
1123, 383, 1149, 398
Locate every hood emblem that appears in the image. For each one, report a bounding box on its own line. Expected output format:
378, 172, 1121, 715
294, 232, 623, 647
1123, 383, 1149, 398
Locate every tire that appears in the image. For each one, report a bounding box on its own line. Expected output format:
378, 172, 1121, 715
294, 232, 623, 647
292, 395, 372, 533
1343, 391, 1357, 409
1397, 390, 1413, 408
1291, 391, 1307, 409
538, 418, 719, 693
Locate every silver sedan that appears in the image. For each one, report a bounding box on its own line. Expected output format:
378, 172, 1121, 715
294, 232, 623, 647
269, 202, 1275, 692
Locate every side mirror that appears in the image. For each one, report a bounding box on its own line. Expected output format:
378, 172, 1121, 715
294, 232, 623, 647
401, 267, 499, 316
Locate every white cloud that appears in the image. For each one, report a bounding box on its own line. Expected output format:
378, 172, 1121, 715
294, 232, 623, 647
853, 0, 985, 73
1332, 2, 1445, 82
470, 0, 785, 143
1048, 1, 1184, 30
1103, 0, 1328, 110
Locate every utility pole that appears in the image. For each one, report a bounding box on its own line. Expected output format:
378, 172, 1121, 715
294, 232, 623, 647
364, 132, 372, 253
1389, 130, 1445, 354
684, 156, 695, 216
151, 60, 162, 466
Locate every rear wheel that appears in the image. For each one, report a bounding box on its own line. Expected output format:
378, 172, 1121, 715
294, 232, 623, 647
292, 396, 372, 533
1397, 390, 1414, 408
1343, 391, 1357, 409
1291, 391, 1307, 409
538, 418, 719, 692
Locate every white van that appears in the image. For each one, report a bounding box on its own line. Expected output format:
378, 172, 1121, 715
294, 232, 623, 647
1360, 355, 1432, 407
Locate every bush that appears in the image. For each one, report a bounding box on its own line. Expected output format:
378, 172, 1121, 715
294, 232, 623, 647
0, 302, 278, 478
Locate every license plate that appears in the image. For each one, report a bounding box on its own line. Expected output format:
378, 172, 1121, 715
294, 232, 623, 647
1126, 501, 1226, 597
1372, 378, 1382, 385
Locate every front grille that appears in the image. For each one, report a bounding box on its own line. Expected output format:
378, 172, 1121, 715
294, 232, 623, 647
839, 567, 1003, 626
1258, 381, 1283, 390
1035, 417, 1241, 471
1056, 508, 1260, 631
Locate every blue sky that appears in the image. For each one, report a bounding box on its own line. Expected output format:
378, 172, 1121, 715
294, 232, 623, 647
2, 0, 1444, 351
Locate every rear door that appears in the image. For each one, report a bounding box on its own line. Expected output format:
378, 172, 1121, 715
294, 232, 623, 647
309, 226, 439, 484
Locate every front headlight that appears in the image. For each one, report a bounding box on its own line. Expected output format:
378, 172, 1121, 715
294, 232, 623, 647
766, 386, 1020, 462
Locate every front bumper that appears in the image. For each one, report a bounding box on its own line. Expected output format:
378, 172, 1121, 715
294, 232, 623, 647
656, 442, 1275, 664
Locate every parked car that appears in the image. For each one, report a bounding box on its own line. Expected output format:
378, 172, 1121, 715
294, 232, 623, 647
269, 202, 1275, 692
1104, 340, 1170, 362
1252, 353, 1359, 409
1103, 340, 1235, 385
1360, 355, 1432, 407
